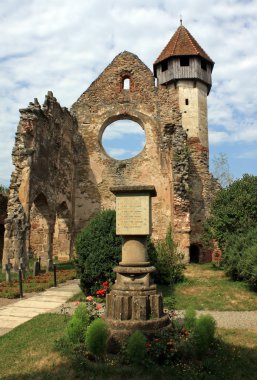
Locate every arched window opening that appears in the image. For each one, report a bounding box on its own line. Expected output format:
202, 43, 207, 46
102, 119, 145, 160
30, 194, 51, 263
189, 244, 200, 263
53, 202, 71, 261
123, 78, 130, 90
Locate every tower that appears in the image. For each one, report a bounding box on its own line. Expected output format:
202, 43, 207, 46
153, 23, 214, 149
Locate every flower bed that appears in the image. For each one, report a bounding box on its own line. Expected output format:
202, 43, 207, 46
0, 269, 77, 298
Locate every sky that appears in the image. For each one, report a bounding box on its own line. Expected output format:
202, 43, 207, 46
1, 0, 257, 186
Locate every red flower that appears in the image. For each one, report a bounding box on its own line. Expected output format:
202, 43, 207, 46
95, 304, 103, 310
102, 281, 109, 288
96, 289, 106, 296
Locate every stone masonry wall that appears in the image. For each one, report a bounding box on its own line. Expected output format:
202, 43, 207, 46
2, 50, 219, 268
188, 137, 220, 261
3, 92, 77, 269
71, 51, 190, 252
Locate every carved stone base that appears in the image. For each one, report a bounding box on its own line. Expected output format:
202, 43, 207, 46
105, 241, 171, 351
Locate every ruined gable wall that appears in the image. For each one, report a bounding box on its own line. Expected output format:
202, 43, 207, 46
3, 93, 76, 268
71, 51, 190, 249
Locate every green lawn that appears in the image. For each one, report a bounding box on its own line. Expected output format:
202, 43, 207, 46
71, 264, 257, 311
0, 314, 257, 380
162, 264, 257, 311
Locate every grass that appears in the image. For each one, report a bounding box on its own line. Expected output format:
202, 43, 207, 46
0, 261, 77, 298
161, 264, 257, 311
0, 314, 257, 379
70, 264, 257, 311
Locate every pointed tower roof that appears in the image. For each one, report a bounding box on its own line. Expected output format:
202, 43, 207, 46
154, 24, 214, 66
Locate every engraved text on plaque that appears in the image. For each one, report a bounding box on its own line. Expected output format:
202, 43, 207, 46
116, 195, 150, 235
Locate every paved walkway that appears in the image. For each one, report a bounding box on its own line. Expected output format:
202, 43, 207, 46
1, 281, 257, 337
175, 310, 257, 330
0, 279, 80, 337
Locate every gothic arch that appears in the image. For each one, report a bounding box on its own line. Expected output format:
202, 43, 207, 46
53, 202, 72, 261
29, 193, 52, 263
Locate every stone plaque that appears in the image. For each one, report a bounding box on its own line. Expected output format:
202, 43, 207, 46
116, 195, 150, 235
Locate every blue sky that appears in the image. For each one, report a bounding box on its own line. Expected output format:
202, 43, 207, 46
0, 0, 257, 186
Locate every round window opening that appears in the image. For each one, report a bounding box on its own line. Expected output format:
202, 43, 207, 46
101, 119, 146, 160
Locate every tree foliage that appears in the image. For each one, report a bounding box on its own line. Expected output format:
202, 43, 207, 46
75, 210, 122, 294
204, 174, 257, 286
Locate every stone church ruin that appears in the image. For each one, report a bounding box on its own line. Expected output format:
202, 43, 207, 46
2, 23, 219, 270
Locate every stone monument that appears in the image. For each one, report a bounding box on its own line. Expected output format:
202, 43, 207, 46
106, 185, 170, 346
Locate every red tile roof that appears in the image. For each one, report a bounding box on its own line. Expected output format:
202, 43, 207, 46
154, 25, 214, 66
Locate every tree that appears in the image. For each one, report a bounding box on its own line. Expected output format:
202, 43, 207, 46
204, 174, 257, 286
211, 153, 234, 188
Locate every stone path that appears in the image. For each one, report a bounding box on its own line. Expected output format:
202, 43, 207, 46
0, 279, 80, 337
175, 310, 257, 330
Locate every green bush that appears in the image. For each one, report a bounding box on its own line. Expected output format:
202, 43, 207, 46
221, 226, 257, 285
126, 330, 147, 365
184, 307, 196, 331
152, 225, 185, 285
204, 175, 257, 286
85, 318, 108, 357
65, 303, 90, 344
204, 174, 257, 247
75, 210, 122, 294
240, 243, 257, 289
192, 315, 216, 356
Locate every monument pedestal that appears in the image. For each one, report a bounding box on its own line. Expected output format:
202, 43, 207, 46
106, 186, 170, 348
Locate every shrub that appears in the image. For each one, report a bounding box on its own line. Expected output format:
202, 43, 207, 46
240, 243, 257, 289
75, 210, 122, 294
65, 303, 90, 344
126, 330, 147, 365
204, 175, 257, 286
204, 174, 257, 249
85, 318, 108, 357
184, 307, 196, 331
221, 225, 257, 285
151, 225, 185, 285
192, 315, 216, 356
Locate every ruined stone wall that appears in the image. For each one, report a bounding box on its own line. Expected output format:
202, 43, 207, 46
2, 50, 219, 268
71, 51, 190, 253
0, 194, 7, 261
188, 137, 220, 262
3, 93, 77, 268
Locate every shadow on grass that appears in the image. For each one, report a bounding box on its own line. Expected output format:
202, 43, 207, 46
2, 338, 257, 380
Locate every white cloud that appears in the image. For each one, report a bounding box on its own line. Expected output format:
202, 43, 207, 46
102, 121, 145, 140
1, 0, 257, 183
108, 148, 131, 157
238, 150, 257, 159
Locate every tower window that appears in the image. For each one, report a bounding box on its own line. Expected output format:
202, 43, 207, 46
180, 56, 190, 66
185, 99, 189, 105
123, 78, 130, 90
201, 59, 207, 71
161, 61, 168, 72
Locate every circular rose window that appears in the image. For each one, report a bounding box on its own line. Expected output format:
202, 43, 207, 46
101, 119, 146, 160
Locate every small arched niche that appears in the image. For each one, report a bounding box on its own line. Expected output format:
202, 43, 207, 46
101, 118, 146, 160
53, 202, 71, 261
30, 193, 50, 261
189, 244, 200, 263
